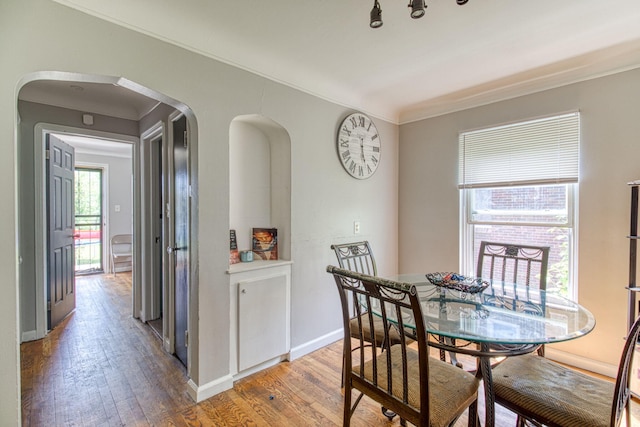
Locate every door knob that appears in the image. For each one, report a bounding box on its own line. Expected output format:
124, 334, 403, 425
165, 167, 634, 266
167, 246, 182, 254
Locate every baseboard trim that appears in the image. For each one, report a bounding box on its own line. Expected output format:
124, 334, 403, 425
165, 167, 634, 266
545, 347, 617, 378
233, 355, 289, 382
21, 330, 37, 342
186, 375, 234, 403
289, 328, 343, 361
188, 329, 343, 402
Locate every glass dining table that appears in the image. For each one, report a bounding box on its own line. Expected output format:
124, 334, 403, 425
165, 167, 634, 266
380, 273, 596, 427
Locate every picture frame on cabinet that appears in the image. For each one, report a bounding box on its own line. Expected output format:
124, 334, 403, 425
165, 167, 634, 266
252, 228, 278, 260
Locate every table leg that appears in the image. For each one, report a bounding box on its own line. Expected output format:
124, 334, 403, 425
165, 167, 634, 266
478, 343, 494, 427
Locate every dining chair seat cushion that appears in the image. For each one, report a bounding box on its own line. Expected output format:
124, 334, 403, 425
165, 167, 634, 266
492, 354, 613, 427
349, 314, 407, 346
361, 345, 479, 427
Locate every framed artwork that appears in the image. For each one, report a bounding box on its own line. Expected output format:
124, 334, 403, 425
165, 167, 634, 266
252, 228, 278, 260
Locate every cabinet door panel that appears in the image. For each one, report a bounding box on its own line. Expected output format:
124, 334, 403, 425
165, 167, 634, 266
238, 274, 288, 371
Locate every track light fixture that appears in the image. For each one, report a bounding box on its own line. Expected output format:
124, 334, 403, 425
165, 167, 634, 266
370, 0, 468, 28
410, 0, 426, 19
370, 0, 383, 28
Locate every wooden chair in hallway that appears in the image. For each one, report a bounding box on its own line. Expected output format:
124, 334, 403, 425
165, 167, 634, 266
327, 265, 480, 427
110, 234, 132, 275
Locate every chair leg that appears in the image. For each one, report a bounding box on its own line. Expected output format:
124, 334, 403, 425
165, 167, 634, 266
467, 399, 478, 427
381, 407, 396, 420
343, 382, 352, 427
340, 349, 345, 388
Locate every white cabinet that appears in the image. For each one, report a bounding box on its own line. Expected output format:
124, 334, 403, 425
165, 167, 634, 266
228, 260, 292, 376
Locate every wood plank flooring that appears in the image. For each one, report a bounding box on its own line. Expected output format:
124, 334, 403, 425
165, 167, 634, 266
20, 273, 639, 426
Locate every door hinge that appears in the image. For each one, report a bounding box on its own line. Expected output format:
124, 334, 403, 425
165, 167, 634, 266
45, 149, 50, 160
47, 300, 51, 311
183, 130, 188, 148
184, 330, 189, 347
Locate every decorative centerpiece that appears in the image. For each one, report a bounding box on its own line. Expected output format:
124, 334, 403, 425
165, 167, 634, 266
426, 272, 489, 294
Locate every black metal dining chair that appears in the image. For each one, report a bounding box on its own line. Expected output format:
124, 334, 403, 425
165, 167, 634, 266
331, 241, 409, 388
492, 314, 640, 427
327, 265, 480, 427
477, 241, 550, 357
441, 241, 552, 368
476, 241, 550, 291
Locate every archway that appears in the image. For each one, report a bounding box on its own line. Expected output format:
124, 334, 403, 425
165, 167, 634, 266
16, 72, 199, 373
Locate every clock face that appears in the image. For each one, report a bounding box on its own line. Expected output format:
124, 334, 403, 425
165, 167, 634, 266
336, 113, 381, 179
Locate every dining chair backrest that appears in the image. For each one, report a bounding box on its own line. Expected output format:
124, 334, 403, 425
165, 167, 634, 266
327, 265, 479, 427
327, 265, 429, 425
476, 241, 550, 290
331, 241, 377, 276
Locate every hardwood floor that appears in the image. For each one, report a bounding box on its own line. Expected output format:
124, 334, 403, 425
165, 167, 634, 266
20, 273, 639, 426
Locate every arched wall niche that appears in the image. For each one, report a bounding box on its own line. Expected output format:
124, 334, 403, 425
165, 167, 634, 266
229, 115, 291, 261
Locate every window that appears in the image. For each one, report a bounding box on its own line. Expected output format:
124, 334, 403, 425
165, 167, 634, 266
459, 112, 580, 297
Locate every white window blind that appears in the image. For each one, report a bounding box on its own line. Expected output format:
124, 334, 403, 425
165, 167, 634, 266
458, 112, 580, 189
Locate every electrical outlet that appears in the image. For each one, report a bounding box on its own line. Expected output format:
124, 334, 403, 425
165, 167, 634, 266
354, 221, 360, 234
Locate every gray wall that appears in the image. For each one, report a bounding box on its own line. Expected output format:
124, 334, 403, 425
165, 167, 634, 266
399, 67, 640, 369
0, 0, 399, 422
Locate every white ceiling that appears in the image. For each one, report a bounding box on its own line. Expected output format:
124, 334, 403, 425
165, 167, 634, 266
52, 133, 133, 158
19, 80, 160, 121
47, 0, 640, 123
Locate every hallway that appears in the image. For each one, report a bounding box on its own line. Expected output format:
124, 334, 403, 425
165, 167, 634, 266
20, 273, 192, 425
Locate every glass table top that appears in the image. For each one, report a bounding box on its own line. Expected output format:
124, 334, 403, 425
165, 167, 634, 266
381, 273, 596, 346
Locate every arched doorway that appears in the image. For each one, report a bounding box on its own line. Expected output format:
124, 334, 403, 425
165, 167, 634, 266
17, 72, 199, 372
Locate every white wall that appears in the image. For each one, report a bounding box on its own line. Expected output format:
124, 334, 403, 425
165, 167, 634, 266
229, 121, 274, 252
0, 0, 399, 422
399, 67, 640, 368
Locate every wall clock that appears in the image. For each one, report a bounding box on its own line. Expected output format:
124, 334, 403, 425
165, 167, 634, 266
336, 112, 381, 179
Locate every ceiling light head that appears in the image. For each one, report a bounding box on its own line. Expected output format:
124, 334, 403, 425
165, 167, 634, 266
409, 0, 426, 19
370, 0, 383, 28
457, 0, 469, 4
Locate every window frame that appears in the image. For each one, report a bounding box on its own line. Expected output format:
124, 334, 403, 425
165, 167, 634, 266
460, 184, 578, 300
458, 112, 580, 300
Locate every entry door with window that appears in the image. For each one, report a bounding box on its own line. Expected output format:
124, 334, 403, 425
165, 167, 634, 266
47, 134, 76, 329
74, 167, 104, 274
